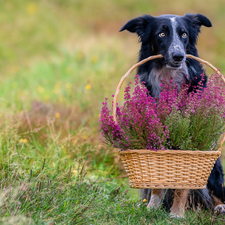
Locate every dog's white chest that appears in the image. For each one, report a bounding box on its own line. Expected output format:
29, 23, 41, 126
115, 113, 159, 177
147, 63, 189, 97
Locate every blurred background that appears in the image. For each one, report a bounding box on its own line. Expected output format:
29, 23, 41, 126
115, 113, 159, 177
1, 0, 225, 179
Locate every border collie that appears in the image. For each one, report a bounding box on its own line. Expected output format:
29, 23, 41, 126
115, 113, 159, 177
120, 13, 225, 217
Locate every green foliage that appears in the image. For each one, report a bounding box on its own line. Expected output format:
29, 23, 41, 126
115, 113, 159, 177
166, 107, 225, 150
165, 109, 192, 150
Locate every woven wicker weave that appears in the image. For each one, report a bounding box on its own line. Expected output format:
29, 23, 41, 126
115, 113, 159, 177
112, 54, 225, 189
119, 150, 221, 189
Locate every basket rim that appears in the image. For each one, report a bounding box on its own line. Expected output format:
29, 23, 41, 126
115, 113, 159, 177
119, 149, 222, 155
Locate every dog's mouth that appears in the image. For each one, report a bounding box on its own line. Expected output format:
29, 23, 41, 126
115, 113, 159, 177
166, 63, 182, 70
162, 58, 183, 70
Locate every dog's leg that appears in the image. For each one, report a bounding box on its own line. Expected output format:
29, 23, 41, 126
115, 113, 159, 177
147, 189, 164, 209
170, 189, 189, 218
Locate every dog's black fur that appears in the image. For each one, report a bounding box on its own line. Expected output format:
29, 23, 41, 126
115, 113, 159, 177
120, 13, 225, 210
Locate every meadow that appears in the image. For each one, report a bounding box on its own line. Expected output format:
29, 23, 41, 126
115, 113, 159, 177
1, 0, 225, 224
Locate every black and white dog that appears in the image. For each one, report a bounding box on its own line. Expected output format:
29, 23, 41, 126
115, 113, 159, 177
120, 13, 225, 216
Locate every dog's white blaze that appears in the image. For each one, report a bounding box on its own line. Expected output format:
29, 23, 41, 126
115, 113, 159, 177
170, 17, 175, 23
168, 17, 185, 57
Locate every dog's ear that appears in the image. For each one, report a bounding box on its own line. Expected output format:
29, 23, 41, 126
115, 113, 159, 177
184, 14, 212, 30
119, 15, 154, 42
184, 14, 212, 45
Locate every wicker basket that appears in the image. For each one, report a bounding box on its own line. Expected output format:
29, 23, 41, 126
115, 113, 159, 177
112, 54, 225, 189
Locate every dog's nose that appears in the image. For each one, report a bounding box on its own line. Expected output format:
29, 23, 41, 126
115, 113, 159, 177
172, 53, 184, 62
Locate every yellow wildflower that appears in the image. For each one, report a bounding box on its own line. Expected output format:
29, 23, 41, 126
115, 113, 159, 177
26, 3, 37, 15
19, 139, 28, 143
86, 85, 91, 90
38, 86, 44, 93
91, 55, 98, 63
55, 112, 60, 119
143, 199, 147, 203
73, 170, 78, 175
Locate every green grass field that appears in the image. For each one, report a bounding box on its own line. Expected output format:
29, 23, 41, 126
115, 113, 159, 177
1, 0, 225, 224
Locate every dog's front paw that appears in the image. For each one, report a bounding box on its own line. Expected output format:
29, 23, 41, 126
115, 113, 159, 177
169, 213, 184, 219
170, 206, 185, 219
214, 204, 225, 214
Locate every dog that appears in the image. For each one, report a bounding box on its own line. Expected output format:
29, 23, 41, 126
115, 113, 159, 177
120, 13, 225, 217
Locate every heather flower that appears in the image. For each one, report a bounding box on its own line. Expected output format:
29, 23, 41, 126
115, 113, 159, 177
100, 74, 225, 151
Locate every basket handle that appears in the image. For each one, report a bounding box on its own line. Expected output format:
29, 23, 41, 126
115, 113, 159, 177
112, 54, 225, 149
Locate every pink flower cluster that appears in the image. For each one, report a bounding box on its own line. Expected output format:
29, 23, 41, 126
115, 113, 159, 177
100, 74, 225, 151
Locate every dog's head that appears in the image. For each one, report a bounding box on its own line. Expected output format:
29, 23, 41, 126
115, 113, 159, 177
120, 14, 212, 69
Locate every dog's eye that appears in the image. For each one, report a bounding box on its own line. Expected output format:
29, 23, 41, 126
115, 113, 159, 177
159, 33, 166, 38
182, 33, 187, 38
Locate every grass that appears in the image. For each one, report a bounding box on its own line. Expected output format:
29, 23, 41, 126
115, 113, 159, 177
1, 157, 225, 225
0, 0, 225, 224
1, 162, 225, 224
